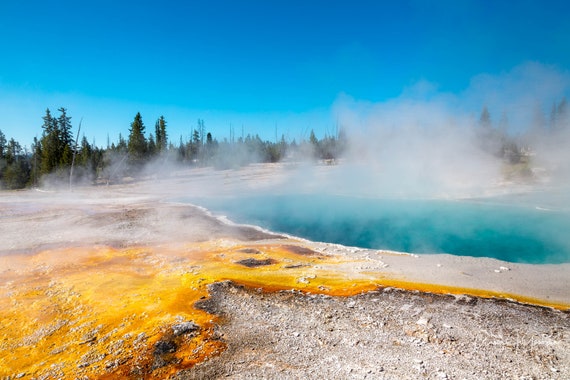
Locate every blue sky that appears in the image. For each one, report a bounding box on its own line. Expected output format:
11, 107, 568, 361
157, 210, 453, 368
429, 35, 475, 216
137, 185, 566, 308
1, 0, 569, 149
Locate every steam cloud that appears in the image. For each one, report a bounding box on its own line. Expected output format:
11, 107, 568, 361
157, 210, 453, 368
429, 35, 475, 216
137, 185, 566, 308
278, 62, 570, 199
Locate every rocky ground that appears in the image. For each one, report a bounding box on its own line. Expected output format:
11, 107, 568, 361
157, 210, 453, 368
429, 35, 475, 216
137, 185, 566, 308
182, 282, 569, 380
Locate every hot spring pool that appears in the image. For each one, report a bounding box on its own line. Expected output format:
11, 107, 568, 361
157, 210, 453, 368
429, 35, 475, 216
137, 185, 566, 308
187, 193, 570, 264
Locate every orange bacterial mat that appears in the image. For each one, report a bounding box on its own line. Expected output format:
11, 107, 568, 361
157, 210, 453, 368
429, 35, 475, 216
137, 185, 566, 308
0, 241, 566, 378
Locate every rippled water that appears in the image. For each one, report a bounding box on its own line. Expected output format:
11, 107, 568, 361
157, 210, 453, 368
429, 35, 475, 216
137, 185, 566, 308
187, 191, 570, 264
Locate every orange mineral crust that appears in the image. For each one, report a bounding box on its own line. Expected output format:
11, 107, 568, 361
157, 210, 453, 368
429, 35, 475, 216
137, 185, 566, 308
0, 241, 567, 378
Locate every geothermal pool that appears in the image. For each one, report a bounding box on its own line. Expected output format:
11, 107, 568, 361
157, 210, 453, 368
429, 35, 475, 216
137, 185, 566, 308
189, 191, 570, 264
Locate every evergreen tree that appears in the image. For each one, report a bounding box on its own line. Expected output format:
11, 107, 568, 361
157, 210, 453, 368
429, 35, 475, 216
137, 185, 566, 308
148, 134, 156, 156
155, 116, 167, 153
30, 137, 41, 187
42, 108, 56, 134
479, 106, 492, 129
57, 107, 73, 166
2, 138, 30, 189
127, 112, 147, 169
309, 129, 319, 159
178, 136, 186, 162
476, 106, 502, 156
78, 136, 93, 167
192, 129, 200, 145
197, 119, 205, 146
191, 129, 200, 161
309, 129, 318, 145
116, 133, 127, 152
204, 132, 216, 163
0, 129, 6, 158
40, 108, 60, 174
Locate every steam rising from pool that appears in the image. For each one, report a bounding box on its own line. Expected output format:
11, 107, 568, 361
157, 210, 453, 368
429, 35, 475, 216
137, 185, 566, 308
189, 191, 570, 264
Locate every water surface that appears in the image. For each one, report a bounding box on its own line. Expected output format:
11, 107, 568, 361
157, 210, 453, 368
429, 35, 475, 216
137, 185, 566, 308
188, 192, 570, 264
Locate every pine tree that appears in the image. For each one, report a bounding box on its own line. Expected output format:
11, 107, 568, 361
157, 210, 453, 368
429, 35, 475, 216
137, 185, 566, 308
127, 112, 147, 169
40, 108, 60, 174
155, 116, 167, 153
178, 136, 185, 162
30, 137, 41, 187
197, 119, 205, 146
309, 129, 318, 145
154, 120, 161, 153
479, 106, 492, 129
78, 136, 93, 167
191, 129, 200, 161
117, 133, 127, 152
2, 138, 30, 189
0, 129, 6, 158
57, 107, 73, 166
148, 134, 156, 156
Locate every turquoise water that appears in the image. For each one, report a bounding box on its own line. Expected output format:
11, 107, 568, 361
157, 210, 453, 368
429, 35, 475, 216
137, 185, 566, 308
188, 193, 570, 264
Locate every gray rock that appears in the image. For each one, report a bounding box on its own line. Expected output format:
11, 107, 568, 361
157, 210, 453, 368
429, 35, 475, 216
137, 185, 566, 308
172, 321, 199, 336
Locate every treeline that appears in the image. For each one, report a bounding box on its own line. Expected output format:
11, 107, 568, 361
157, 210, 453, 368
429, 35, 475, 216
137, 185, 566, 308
0, 109, 347, 189
0, 107, 106, 189
2, 98, 568, 190
476, 97, 569, 165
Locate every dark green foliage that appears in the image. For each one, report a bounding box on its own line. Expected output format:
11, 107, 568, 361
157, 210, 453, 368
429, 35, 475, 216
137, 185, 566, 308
127, 112, 147, 170
37, 108, 75, 178
40, 108, 59, 174
57, 107, 73, 166
2, 157, 31, 189
0, 108, 361, 188
155, 116, 168, 153
8, 97, 570, 190
0, 110, 348, 188
147, 134, 157, 157
0, 135, 31, 189
29, 137, 41, 187
68, 136, 103, 184
0, 130, 6, 158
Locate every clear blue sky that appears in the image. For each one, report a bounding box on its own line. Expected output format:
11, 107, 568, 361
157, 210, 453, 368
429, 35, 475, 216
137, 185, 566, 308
1, 0, 569, 148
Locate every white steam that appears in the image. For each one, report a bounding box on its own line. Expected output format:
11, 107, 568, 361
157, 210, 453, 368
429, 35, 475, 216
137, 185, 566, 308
283, 62, 570, 199
326, 94, 498, 198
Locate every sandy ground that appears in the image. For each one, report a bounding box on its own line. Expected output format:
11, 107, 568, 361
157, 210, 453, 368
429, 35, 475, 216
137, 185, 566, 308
1, 164, 569, 379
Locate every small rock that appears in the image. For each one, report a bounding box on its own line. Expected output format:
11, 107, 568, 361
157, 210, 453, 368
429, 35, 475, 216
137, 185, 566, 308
154, 340, 177, 355
172, 321, 199, 336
